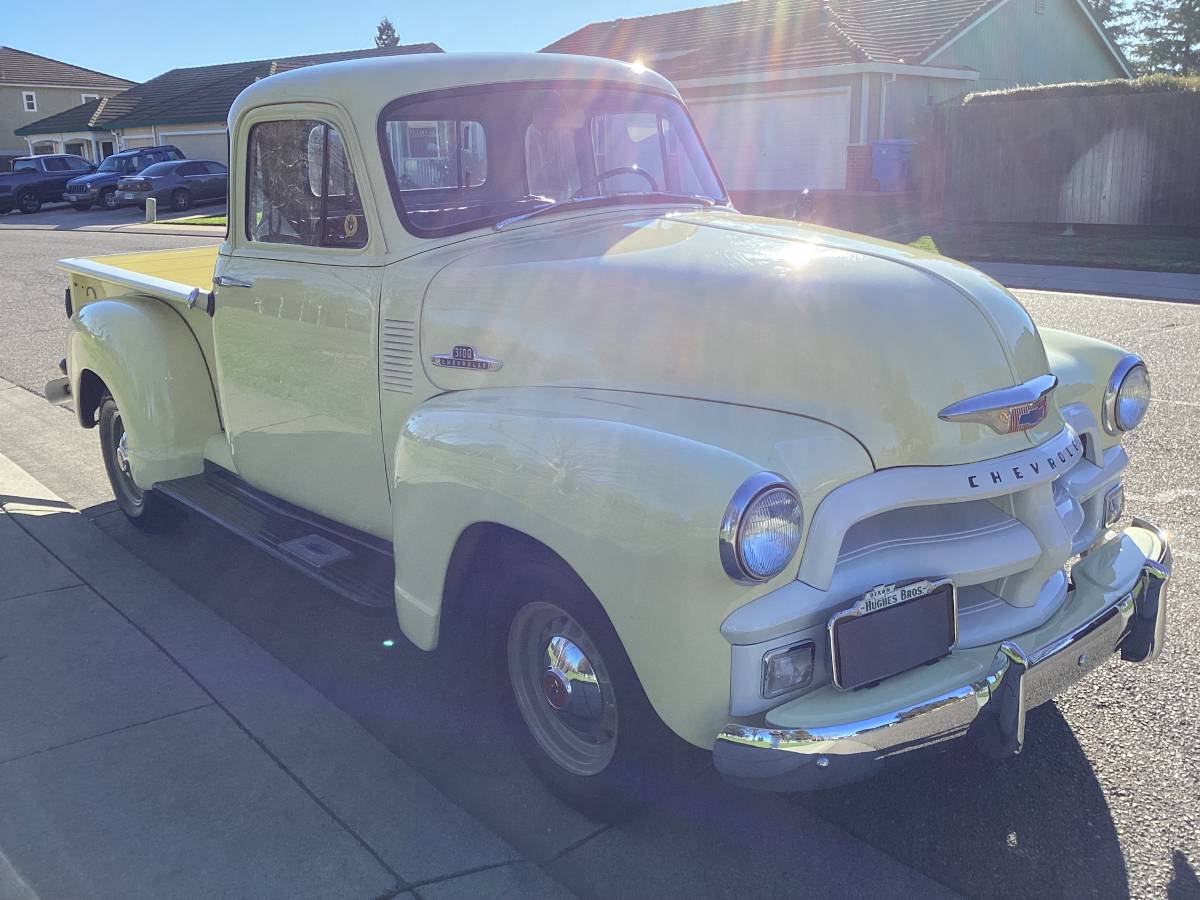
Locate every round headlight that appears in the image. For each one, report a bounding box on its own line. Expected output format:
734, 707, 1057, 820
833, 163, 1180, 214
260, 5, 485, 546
720, 473, 803, 583
1103, 356, 1151, 434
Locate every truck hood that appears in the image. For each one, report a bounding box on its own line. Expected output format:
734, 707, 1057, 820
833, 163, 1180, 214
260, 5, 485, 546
420, 208, 1061, 468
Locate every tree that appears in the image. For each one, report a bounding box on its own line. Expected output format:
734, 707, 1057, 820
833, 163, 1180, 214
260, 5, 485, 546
375, 17, 400, 49
1091, 0, 1138, 49
1130, 0, 1200, 75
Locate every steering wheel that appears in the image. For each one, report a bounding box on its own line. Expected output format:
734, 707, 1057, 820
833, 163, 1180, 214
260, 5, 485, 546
572, 166, 658, 198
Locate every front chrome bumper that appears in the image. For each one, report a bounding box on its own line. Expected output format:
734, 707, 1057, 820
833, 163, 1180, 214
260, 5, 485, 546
712, 518, 1171, 791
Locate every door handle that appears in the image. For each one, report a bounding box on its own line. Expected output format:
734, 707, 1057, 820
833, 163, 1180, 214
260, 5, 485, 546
214, 274, 253, 289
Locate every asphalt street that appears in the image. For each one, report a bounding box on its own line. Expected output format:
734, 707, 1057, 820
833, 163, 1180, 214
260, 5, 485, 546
1, 228, 1197, 899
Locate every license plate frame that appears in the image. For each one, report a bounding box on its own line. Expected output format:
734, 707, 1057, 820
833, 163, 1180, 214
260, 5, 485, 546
829, 578, 957, 690
121, 192, 136, 200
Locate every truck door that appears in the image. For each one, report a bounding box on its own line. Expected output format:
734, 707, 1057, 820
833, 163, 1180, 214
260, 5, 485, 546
212, 111, 391, 538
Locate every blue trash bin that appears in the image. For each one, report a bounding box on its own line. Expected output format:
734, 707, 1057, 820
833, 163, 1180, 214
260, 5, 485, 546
871, 139, 916, 192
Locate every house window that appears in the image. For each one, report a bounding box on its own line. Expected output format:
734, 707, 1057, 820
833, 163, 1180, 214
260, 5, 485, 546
1034, 0, 1046, 12
81, 93, 99, 103
22, 91, 37, 112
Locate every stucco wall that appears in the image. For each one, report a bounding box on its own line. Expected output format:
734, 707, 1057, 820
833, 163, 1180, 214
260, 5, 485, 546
1, 84, 126, 155
927, 0, 1126, 91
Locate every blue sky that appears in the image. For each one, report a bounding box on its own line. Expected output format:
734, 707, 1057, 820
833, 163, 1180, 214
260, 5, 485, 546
8, 0, 729, 83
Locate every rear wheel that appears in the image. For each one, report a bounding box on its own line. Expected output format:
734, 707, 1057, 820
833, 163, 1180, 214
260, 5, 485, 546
491, 556, 681, 822
171, 188, 191, 212
98, 395, 172, 529
16, 191, 40, 214
100, 188, 118, 210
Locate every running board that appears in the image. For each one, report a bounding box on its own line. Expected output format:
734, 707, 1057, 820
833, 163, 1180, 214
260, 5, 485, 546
155, 464, 394, 609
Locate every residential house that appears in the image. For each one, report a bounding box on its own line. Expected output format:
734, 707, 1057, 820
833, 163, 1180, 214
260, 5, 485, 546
543, 0, 1132, 197
16, 44, 442, 166
1, 47, 134, 166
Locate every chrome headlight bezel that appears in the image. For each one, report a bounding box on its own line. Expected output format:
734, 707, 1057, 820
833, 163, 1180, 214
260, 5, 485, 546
1102, 354, 1151, 435
719, 472, 803, 584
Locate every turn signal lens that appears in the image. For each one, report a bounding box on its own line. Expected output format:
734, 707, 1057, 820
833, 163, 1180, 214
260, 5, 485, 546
762, 642, 815, 698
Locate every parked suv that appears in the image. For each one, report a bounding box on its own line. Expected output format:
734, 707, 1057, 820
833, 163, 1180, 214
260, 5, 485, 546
116, 159, 228, 212
0, 154, 94, 214
64, 145, 185, 211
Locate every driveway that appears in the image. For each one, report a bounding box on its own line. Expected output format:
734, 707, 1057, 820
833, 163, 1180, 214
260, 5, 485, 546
0, 199, 225, 230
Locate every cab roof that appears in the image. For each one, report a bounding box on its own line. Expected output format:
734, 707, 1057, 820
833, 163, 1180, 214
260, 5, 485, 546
227, 52, 677, 126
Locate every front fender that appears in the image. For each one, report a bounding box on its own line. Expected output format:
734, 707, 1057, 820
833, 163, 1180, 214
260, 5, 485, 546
390, 387, 872, 747
69, 296, 221, 489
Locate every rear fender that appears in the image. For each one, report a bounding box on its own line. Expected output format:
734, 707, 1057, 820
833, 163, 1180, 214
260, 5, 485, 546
69, 296, 221, 489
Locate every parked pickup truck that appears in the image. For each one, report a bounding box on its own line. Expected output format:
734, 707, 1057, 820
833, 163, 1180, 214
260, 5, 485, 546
0, 153, 94, 214
47, 53, 1172, 821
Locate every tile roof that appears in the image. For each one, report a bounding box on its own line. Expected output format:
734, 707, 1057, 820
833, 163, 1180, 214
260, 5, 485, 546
541, 0, 1003, 79
17, 43, 442, 136
0, 46, 135, 90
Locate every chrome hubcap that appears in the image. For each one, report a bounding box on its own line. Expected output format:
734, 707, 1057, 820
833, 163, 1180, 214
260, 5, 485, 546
508, 602, 617, 776
115, 431, 131, 474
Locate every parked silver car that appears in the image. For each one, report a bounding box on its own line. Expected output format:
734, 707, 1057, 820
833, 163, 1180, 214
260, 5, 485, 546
115, 160, 227, 212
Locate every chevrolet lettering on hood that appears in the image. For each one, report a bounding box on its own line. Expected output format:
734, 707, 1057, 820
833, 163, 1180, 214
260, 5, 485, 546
965, 434, 1085, 489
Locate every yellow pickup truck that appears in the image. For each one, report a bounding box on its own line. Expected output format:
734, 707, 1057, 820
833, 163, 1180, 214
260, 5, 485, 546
46, 52, 1171, 821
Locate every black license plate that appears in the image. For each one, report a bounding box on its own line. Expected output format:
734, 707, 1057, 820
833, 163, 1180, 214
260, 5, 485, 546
830, 580, 956, 690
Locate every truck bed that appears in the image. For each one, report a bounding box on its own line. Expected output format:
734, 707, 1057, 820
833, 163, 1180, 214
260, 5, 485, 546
58, 244, 219, 305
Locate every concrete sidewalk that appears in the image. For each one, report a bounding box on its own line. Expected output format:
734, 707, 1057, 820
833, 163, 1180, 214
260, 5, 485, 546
0, 451, 567, 900
971, 261, 1200, 303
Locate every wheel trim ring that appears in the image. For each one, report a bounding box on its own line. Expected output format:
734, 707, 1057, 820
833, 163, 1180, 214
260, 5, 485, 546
507, 600, 618, 777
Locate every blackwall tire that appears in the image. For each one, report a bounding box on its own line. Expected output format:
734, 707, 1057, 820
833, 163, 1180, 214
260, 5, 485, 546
98, 395, 173, 530
490, 556, 682, 823
17, 192, 40, 214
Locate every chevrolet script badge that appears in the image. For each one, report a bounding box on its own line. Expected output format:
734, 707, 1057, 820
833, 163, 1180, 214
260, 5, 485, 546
431, 345, 503, 371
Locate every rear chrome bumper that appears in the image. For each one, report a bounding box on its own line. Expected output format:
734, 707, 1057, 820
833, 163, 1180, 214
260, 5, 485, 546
712, 518, 1171, 791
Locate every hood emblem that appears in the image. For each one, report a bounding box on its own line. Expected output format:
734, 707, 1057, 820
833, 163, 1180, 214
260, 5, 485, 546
431, 345, 502, 372
939, 374, 1057, 434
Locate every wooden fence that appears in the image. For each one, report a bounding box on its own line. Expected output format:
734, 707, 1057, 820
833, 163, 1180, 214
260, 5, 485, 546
925, 91, 1200, 226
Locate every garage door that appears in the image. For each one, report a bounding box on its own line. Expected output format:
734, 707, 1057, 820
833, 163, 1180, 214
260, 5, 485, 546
162, 132, 229, 165
687, 89, 852, 191
121, 137, 155, 149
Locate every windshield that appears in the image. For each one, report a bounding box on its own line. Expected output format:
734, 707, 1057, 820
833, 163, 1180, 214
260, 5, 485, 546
380, 84, 726, 236
97, 156, 136, 174
11, 159, 38, 172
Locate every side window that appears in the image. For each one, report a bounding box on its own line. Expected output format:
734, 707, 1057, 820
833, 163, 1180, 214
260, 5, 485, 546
178, 162, 204, 177
247, 119, 368, 249
205, 162, 228, 176
43, 157, 70, 172
166, 148, 185, 160
68, 157, 91, 171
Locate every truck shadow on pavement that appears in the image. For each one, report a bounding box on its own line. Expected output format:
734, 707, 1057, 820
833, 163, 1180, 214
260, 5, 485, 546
83, 500, 1135, 900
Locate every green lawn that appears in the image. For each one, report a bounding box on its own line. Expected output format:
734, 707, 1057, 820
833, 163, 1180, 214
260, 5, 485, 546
906, 222, 1200, 274
164, 213, 227, 226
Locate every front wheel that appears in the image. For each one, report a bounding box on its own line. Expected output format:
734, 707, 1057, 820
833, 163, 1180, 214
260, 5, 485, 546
100, 189, 119, 210
98, 395, 173, 530
492, 557, 680, 822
